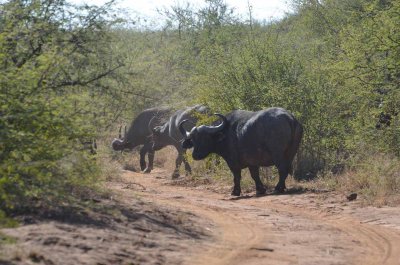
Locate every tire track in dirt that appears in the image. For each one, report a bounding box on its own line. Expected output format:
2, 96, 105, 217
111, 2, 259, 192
123, 169, 400, 265
120, 173, 267, 264
248, 198, 400, 265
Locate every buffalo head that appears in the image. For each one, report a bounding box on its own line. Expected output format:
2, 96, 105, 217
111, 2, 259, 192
111, 125, 130, 151
179, 113, 227, 160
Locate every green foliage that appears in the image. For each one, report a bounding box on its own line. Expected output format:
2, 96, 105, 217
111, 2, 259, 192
1, 0, 398, 213
0, 210, 17, 228
156, 0, 399, 179
335, 0, 400, 155
0, 0, 123, 213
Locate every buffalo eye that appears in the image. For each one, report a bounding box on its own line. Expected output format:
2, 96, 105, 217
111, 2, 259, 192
214, 132, 226, 142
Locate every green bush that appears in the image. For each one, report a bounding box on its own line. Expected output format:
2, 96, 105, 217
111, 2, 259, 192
158, 0, 399, 180
0, 0, 122, 214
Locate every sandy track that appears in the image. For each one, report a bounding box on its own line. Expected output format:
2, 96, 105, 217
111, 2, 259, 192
1, 168, 399, 265
124, 168, 400, 265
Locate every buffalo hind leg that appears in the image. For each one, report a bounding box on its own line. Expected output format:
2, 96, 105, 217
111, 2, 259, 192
142, 143, 154, 173
139, 146, 148, 171
275, 162, 290, 193
248, 166, 266, 195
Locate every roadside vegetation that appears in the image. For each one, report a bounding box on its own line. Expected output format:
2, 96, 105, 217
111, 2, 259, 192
1, 0, 399, 225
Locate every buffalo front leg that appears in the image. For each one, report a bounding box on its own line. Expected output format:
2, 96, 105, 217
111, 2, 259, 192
248, 166, 266, 195
139, 145, 147, 171
144, 150, 155, 173
183, 151, 192, 176
141, 143, 154, 173
229, 167, 242, 196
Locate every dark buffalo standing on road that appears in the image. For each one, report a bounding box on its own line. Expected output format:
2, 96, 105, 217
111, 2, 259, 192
112, 107, 171, 173
151, 105, 209, 178
179, 107, 303, 196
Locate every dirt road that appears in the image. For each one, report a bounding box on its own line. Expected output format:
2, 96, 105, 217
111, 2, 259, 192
1, 168, 400, 265
123, 168, 400, 265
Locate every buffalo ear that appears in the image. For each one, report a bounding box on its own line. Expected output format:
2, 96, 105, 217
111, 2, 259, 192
182, 139, 193, 149
214, 132, 226, 142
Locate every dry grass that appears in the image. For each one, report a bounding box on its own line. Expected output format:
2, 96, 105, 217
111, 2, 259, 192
288, 153, 400, 206
94, 138, 125, 182
333, 154, 400, 206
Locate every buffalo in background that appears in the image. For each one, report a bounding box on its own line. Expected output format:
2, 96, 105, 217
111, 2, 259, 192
180, 107, 303, 195
151, 105, 209, 178
112, 107, 171, 173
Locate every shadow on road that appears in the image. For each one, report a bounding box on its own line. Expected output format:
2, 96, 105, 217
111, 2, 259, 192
224, 186, 331, 201
10, 197, 206, 240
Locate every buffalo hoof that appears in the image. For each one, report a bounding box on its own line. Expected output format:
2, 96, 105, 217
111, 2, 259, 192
231, 189, 241, 196
256, 186, 267, 196
140, 164, 146, 171
274, 185, 285, 193
171, 172, 180, 179
142, 167, 152, 174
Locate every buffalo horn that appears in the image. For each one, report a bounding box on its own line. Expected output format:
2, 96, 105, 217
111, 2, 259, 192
202, 113, 227, 133
179, 119, 191, 138
118, 126, 122, 139
148, 116, 157, 134
124, 125, 127, 139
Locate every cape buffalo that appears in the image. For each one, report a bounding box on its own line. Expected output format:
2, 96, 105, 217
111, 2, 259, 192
179, 107, 303, 195
112, 107, 171, 173
151, 105, 209, 178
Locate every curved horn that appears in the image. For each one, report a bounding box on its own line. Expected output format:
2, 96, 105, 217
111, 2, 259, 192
148, 116, 157, 134
202, 113, 227, 133
179, 119, 191, 138
118, 126, 122, 139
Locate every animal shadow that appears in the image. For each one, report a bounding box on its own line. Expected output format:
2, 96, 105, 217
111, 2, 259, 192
226, 186, 315, 201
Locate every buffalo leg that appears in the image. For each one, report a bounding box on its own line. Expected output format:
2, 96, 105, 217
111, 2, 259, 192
248, 166, 266, 195
229, 167, 242, 196
144, 150, 155, 173
172, 150, 184, 179
139, 146, 147, 171
142, 143, 154, 173
275, 162, 290, 193
183, 151, 192, 176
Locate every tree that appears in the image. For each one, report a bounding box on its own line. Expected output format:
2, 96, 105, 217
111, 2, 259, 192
0, 0, 124, 211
